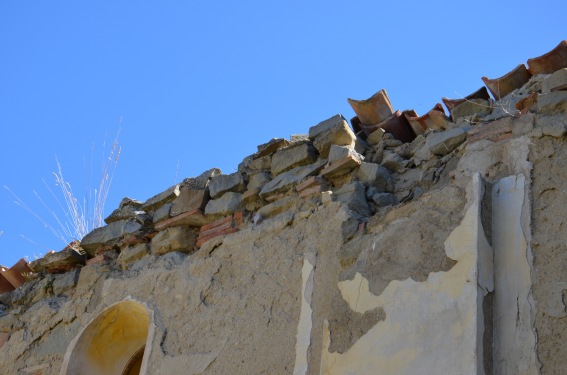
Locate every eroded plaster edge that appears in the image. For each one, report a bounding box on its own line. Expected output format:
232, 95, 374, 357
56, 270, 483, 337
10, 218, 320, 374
293, 255, 315, 375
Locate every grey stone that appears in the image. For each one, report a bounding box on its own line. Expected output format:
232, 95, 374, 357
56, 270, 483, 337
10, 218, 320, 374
248, 155, 272, 172
480, 93, 522, 122
247, 172, 271, 192
255, 197, 297, 221
150, 227, 197, 256
80, 219, 143, 256
328, 145, 362, 163
381, 150, 406, 172
367, 128, 385, 145
371, 192, 397, 207
142, 184, 181, 212
170, 187, 210, 216
204, 192, 244, 217
427, 127, 467, 156
52, 270, 80, 296
542, 68, 567, 93
536, 91, 567, 115
271, 143, 318, 176
29, 248, 86, 273
312, 119, 357, 158
260, 159, 327, 198
357, 162, 394, 192
118, 197, 143, 209
182, 168, 221, 190
152, 202, 172, 223
209, 172, 246, 199
542, 120, 567, 138
334, 181, 370, 216
257, 138, 291, 157
117, 243, 150, 269
104, 205, 150, 225
451, 99, 493, 121
290, 134, 309, 142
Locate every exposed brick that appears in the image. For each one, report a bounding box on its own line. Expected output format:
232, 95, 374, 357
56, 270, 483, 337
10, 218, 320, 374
154, 209, 211, 231
200, 215, 233, 233
467, 118, 513, 143
199, 220, 234, 238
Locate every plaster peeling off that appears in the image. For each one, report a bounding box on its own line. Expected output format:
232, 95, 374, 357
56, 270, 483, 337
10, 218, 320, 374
492, 174, 539, 375
323, 175, 487, 375
293, 257, 315, 375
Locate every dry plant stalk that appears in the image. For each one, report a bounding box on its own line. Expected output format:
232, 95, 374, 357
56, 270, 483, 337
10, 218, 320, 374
5, 128, 121, 247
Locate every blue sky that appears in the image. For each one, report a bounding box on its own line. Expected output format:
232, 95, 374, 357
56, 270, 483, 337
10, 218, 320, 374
0, 1, 565, 266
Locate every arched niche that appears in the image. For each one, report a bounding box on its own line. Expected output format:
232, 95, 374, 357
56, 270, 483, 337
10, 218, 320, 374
60, 300, 153, 375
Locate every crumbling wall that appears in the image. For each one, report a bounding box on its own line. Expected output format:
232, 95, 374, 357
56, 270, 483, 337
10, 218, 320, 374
1, 47, 567, 375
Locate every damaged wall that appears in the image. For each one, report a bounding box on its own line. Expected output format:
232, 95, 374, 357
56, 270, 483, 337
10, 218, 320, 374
1, 45, 567, 375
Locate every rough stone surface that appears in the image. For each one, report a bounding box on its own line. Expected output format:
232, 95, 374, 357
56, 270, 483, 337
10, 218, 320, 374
334, 181, 370, 216
208, 172, 246, 199
271, 143, 318, 176
356, 162, 394, 192
542, 68, 567, 93
204, 192, 244, 217
80, 220, 143, 256
117, 243, 150, 269
327, 145, 361, 163
170, 187, 210, 216
312, 120, 356, 158
530, 136, 567, 374
259, 160, 326, 199
256, 138, 291, 157
150, 226, 198, 256
427, 127, 467, 155
536, 91, 567, 115
451, 98, 493, 121
142, 184, 180, 212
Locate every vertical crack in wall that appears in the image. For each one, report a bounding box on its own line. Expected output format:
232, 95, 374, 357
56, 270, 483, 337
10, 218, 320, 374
293, 256, 315, 375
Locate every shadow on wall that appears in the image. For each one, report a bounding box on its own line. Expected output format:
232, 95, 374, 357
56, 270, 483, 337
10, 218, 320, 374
60, 300, 153, 375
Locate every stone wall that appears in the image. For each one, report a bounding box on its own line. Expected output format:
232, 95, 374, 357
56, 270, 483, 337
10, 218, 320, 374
1, 47, 567, 374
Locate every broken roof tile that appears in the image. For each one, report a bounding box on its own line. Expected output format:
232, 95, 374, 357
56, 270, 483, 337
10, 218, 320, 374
527, 40, 567, 75
482, 64, 532, 100
347, 89, 394, 125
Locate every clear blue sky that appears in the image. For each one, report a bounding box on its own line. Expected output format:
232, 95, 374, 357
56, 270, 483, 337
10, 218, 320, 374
1, 1, 565, 266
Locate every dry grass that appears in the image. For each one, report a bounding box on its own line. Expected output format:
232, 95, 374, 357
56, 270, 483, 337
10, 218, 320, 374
5, 128, 121, 248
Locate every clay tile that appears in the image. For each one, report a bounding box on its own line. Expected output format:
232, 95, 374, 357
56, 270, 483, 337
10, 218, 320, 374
482, 64, 532, 101
364, 110, 416, 143
442, 86, 490, 115
403, 103, 449, 136
527, 40, 567, 75
347, 89, 394, 125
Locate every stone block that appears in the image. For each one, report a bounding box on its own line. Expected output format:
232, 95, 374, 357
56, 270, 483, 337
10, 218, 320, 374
204, 192, 244, 217
80, 220, 142, 256
260, 160, 327, 199
380, 150, 406, 172
105, 198, 145, 224
256, 196, 297, 221
170, 187, 210, 216
320, 155, 362, 178
152, 202, 172, 223
151, 226, 198, 256
209, 172, 246, 199
29, 248, 86, 274
196, 227, 238, 248
467, 118, 512, 143
451, 99, 493, 121
357, 162, 394, 192
536, 91, 567, 115
248, 155, 272, 172
427, 127, 467, 155
296, 176, 325, 192
247, 172, 271, 192
308, 114, 347, 140
542, 68, 567, 93
328, 145, 362, 163
142, 184, 180, 212
154, 209, 211, 230
182, 168, 221, 190
312, 119, 357, 158
334, 181, 370, 216
117, 243, 150, 269
257, 138, 291, 157
271, 143, 318, 176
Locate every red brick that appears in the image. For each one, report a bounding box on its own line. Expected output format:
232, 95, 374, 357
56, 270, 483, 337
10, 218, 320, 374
233, 211, 245, 227
199, 220, 233, 238
155, 209, 211, 231
0, 332, 9, 349
467, 118, 513, 143
200, 215, 233, 233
